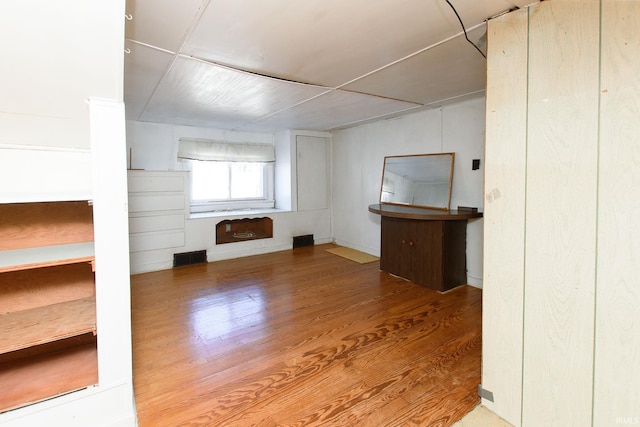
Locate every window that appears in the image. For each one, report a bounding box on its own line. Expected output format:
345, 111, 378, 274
177, 138, 275, 213
189, 160, 274, 212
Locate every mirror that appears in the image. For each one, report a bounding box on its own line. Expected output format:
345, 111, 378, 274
380, 153, 454, 210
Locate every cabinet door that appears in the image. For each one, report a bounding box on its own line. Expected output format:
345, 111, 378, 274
397, 219, 418, 282
381, 217, 467, 291
380, 217, 402, 276
381, 217, 423, 283
413, 220, 443, 290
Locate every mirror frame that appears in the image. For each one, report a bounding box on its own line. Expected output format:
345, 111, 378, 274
379, 152, 455, 211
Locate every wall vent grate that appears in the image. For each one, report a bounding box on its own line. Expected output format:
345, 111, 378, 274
173, 250, 207, 267
293, 234, 314, 249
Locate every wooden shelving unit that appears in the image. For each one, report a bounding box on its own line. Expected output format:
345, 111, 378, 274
0, 201, 98, 413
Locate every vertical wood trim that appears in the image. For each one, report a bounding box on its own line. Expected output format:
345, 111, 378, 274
482, 8, 528, 426
90, 98, 134, 387
522, 1, 600, 425
594, 1, 640, 425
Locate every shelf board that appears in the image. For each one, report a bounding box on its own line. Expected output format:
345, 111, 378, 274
0, 339, 98, 413
368, 203, 484, 221
0, 297, 96, 355
0, 242, 94, 273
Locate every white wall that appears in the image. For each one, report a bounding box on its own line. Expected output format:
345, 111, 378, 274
0, 1, 127, 202
0, 2, 123, 151
331, 97, 486, 287
126, 122, 332, 273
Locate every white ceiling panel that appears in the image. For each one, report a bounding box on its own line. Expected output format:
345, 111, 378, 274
123, 42, 175, 121
125, 0, 206, 52
182, 0, 514, 88
183, 0, 442, 87
124, 1, 538, 132
343, 27, 488, 105
242, 90, 420, 132
139, 57, 330, 129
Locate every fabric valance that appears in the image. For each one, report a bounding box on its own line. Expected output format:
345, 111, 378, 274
178, 138, 275, 162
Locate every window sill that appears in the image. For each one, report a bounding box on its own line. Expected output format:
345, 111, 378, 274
188, 208, 289, 220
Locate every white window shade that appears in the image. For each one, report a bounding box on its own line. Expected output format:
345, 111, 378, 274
178, 138, 275, 162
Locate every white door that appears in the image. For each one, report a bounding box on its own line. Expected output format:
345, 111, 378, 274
296, 135, 328, 211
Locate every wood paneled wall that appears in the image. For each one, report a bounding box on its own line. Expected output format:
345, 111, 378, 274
595, 1, 640, 425
482, 7, 528, 425
523, 2, 600, 425
483, 1, 640, 426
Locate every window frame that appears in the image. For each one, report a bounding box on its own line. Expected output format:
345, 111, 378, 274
187, 159, 275, 214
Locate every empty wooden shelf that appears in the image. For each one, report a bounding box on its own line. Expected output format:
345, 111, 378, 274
0, 337, 98, 413
0, 200, 98, 413
0, 297, 96, 354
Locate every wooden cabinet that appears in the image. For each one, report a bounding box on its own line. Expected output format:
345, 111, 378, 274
0, 201, 98, 413
371, 204, 481, 292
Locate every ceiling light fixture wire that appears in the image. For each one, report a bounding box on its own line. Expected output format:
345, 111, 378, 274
443, 0, 487, 59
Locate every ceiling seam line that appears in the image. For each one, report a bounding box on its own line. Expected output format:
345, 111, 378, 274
126, 39, 176, 55
322, 105, 424, 132
179, 54, 329, 90
333, 22, 486, 90
133, 0, 212, 122
324, 88, 486, 132
181, 54, 425, 106
236, 86, 484, 132
240, 87, 424, 130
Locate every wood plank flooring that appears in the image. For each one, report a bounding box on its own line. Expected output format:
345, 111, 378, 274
130, 244, 481, 426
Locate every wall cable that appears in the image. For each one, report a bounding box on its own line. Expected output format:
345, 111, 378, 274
444, 0, 487, 59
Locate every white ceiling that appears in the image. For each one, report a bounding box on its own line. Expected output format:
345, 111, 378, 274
124, 0, 533, 133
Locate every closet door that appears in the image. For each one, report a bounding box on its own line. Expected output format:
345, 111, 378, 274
296, 135, 328, 211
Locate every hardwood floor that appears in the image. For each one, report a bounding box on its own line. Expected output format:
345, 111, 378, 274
131, 244, 481, 426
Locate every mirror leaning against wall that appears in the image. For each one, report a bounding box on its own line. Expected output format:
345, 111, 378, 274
380, 153, 454, 210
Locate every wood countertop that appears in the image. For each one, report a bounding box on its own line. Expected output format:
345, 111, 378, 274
368, 203, 483, 221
